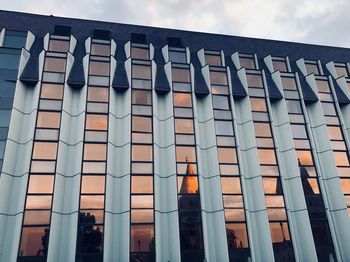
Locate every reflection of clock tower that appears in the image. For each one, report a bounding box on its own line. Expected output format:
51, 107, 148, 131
178, 159, 202, 250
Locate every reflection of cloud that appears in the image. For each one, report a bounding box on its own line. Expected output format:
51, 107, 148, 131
2, 0, 350, 47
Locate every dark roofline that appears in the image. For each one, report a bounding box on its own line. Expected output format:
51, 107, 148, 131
1, 9, 350, 64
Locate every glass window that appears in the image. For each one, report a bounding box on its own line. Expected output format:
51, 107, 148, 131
223, 195, 243, 208
172, 68, 190, 82
177, 175, 198, 193
91, 43, 110, 56
258, 149, 277, 165
327, 126, 343, 140
211, 85, 229, 95
86, 114, 108, 130
335, 66, 349, 78
305, 63, 320, 75
132, 133, 153, 144
210, 71, 228, 85
41, 83, 64, 99
254, 122, 271, 137
256, 138, 274, 148
49, 40, 70, 52
286, 100, 302, 114
175, 119, 194, 134
174, 93, 192, 107
250, 98, 266, 111
205, 54, 221, 66
217, 136, 235, 147
37, 112, 61, 128
169, 51, 186, 63
132, 90, 151, 105
316, 80, 331, 93
215, 121, 234, 136
291, 124, 308, 139
239, 57, 255, 69
33, 142, 57, 160
87, 102, 108, 113
296, 150, 313, 165
81, 176, 105, 194
132, 145, 153, 161
39, 99, 62, 111
28, 175, 54, 193
131, 210, 154, 223
218, 148, 237, 164
246, 74, 263, 88
226, 223, 249, 248
321, 102, 337, 116
26, 196, 52, 209
130, 224, 154, 252
23, 210, 51, 225
131, 195, 153, 208
19, 227, 48, 256
31, 161, 56, 173
272, 60, 288, 72
133, 65, 151, 79
83, 161, 106, 174
35, 129, 59, 141
334, 152, 350, 166
131, 163, 153, 174
88, 87, 108, 102
176, 134, 195, 145
132, 116, 152, 132
89, 61, 109, 76
131, 176, 153, 193
221, 177, 241, 194
176, 146, 196, 162
84, 144, 107, 161
270, 222, 291, 242
212, 95, 229, 110
44, 57, 66, 72
131, 47, 149, 60
214, 110, 232, 120
262, 178, 282, 194
281, 77, 297, 91
80, 195, 104, 209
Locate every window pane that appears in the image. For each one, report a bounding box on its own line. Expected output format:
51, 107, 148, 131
41, 83, 64, 99
265, 196, 285, 207
174, 93, 192, 107
131, 163, 153, 174
33, 142, 57, 160
84, 144, 107, 161
132, 145, 153, 161
131, 47, 149, 60
210, 71, 227, 85
341, 179, 350, 194
286, 100, 302, 114
258, 149, 276, 165
131, 210, 154, 223
281, 77, 297, 90
169, 51, 186, 63
254, 122, 271, 137
81, 176, 105, 194
28, 175, 54, 193
223, 195, 243, 208
176, 134, 195, 145
24, 210, 51, 225
217, 136, 235, 147
246, 74, 263, 88
91, 43, 110, 56
220, 164, 239, 175
212, 95, 229, 110
86, 102, 108, 113
132, 90, 152, 105
321, 102, 336, 116
85, 131, 107, 142
272, 60, 287, 72
205, 54, 221, 66
131, 195, 153, 209
305, 63, 320, 75
221, 177, 241, 194
31, 161, 56, 173
133, 65, 151, 79
335, 66, 349, 78
86, 114, 108, 130
131, 176, 153, 193
19, 227, 48, 256
290, 124, 308, 139
239, 57, 255, 69
132, 116, 152, 132
132, 133, 153, 144
88, 87, 108, 102
316, 80, 330, 93
263, 178, 282, 194
215, 121, 234, 136
35, 129, 59, 141
226, 223, 249, 248
296, 151, 313, 166
26, 196, 52, 209
270, 222, 291, 243
39, 99, 62, 111
175, 119, 194, 134
225, 209, 245, 222
44, 57, 66, 72
49, 40, 69, 52
175, 108, 193, 118
177, 176, 198, 193
212, 85, 229, 95
176, 146, 196, 162
250, 98, 266, 111
327, 126, 343, 140
218, 148, 237, 164
80, 195, 104, 209
89, 61, 109, 76
37, 112, 61, 128
130, 224, 154, 252
334, 152, 349, 166
83, 161, 106, 174
172, 68, 190, 82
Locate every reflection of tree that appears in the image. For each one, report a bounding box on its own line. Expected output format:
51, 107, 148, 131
40, 228, 49, 256
77, 212, 103, 254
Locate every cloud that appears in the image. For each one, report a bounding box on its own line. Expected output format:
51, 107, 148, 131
2, 0, 349, 47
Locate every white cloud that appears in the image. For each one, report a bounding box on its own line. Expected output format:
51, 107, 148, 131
1, 0, 350, 47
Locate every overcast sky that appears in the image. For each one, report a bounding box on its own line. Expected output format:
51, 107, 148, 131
1, 0, 349, 48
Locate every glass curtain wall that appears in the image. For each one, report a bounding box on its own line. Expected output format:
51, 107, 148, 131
76, 38, 111, 261
281, 75, 336, 261
18, 35, 70, 260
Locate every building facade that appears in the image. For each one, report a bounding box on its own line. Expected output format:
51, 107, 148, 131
0, 10, 350, 262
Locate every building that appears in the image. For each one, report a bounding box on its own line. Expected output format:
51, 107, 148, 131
0, 9, 349, 262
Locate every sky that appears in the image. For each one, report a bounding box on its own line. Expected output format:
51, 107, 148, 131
1, 0, 349, 48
